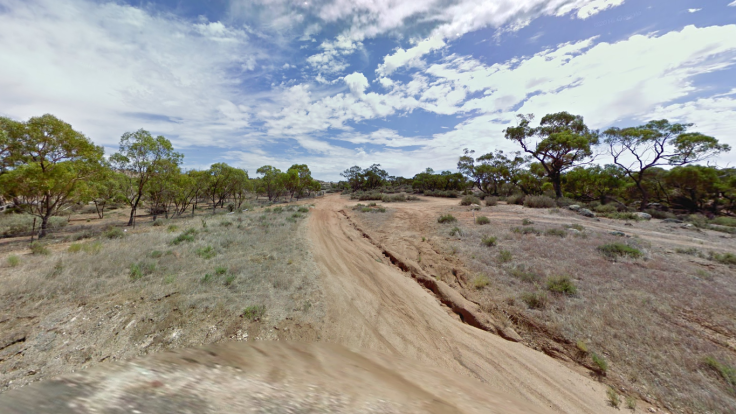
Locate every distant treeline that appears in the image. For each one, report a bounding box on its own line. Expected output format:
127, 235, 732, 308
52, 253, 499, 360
0, 115, 322, 238
335, 112, 734, 215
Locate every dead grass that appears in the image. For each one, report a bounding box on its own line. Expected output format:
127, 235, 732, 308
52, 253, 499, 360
0, 207, 324, 393
441, 214, 736, 414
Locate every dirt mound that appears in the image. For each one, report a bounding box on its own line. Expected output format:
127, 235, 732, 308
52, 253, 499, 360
0, 341, 546, 414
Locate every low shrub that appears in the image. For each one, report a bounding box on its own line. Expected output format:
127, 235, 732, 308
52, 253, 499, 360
506, 194, 525, 205
224, 275, 236, 286
524, 195, 556, 208
196, 245, 217, 259
220, 220, 233, 227
565, 223, 584, 231
675, 247, 700, 256
546, 276, 577, 295
103, 227, 125, 239
592, 352, 608, 374
709, 251, 736, 265
170, 228, 197, 245
485, 197, 498, 207
243, 305, 266, 320
646, 209, 676, 220
476, 216, 490, 225
272, 206, 283, 213
594, 204, 618, 214
512, 226, 541, 235
544, 228, 567, 238
167, 224, 179, 232
152, 219, 166, 227
481, 235, 497, 246
407, 195, 420, 201
498, 249, 513, 263
555, 197, 577, 208
598, 212, 641, 221
472, 274, 490, 289
298, 206, 309, 213
7, 255, 20, 267
129, 262, 155, 280
382, 194, 406, 203
597, 243, 643, 260
215, 266, 227, 275
606, 388, 621, 408
449, 226, 464, 237
508, 265, 540, 283
703, 356, 736, 389
150, 250, 164, 258
30, 242, 50, 255
687, 214, 709, 228
438, 214, 457, 224
460, 195, 481, 206
710, 216, 736, 227
521, 292, 547, 309
522, 218, 534, 226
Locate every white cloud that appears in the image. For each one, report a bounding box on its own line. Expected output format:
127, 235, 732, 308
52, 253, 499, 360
0, 0, 265, 151
729, 1, 736, 7
646, 96, 736, 165
688, 8, 701, 13
306, 34, 361, 73
344, 72, 369, 97
376, 36, 446, 76
560, 0, 625, 19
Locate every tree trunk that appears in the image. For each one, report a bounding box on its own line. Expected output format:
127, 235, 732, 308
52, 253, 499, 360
38, 214, 50, 238
127, 196, 140, 226
550, 172, 563, 199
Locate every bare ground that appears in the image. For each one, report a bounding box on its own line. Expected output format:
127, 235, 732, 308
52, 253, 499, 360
3, 194, 733, 412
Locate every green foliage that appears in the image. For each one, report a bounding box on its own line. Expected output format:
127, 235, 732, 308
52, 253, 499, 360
512, 226, 541, 235
481, 235, 497, 246
201, 273, 214, 283
524, 195, 556, 208
215, 266, 227, 275
224, 275, 236, 286
243, 305, 266, 320
565, 223, 585, 231
675, 247, 700, 256
522, 218, 534, 226
709, 252, 736, 266
438, 214, 457, 223
220, 220, 233, 227
129, 263, 143, 280
508, 265, 540, 283
597, 243, 643, 260
30, 241, 50, 255
711, 217, 736, 227
626, 396, 637, 410
505, 112, 599, 198
170, 228, 197, 245
150, 250, 164, 258
606, 387, 621, 408
521, 292, 547, 309
152, 219, 166, 226
703, 356, 736, 390
7, 255, 20, 267
103, 226, 125, 239
472, 274, 490, 289
546, 276, 577, 295
449, 226, 464, 237
460, 195, 481, 206
476, 216, 490, 225
598, 212, 640, 221
544, 228, 567, 238
592, 352, 608, 374
167, 224, 179, 232
506, 194, 525, 205
298, 206, 309, 213
498, 249, 513, 263
272, 206, 283, 213
196, 245, 217, 259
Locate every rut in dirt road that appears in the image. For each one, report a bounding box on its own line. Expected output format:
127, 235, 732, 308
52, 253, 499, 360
307, 195, 619, 414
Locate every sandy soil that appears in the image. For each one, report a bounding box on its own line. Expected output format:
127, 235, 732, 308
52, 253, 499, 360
4, 194, 699, 413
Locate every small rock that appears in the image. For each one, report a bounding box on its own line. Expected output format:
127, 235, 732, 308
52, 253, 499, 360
609, 231, 626, 237
568, 205, 581, 212
624, 222, 633, 227
578, 208, 595, 218
634, 212, 652, 220
681, 223, 694, 229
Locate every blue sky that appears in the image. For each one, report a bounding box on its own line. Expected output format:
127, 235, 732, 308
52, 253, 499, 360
1, 0, 735, 180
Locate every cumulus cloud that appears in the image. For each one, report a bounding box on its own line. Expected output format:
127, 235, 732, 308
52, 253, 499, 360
688, 8, 701, 13
376, 37, 446, 76
0, 0, 265, 150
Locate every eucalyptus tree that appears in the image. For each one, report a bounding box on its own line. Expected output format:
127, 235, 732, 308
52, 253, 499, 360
110, 129, 183, 226
505, 112, 599, 198
0, 114, 104, 237
603, 120, 730, 210
256, 165, 285, 201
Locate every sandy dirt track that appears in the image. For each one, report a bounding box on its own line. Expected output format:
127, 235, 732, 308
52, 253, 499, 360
307, 194, 618, 413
